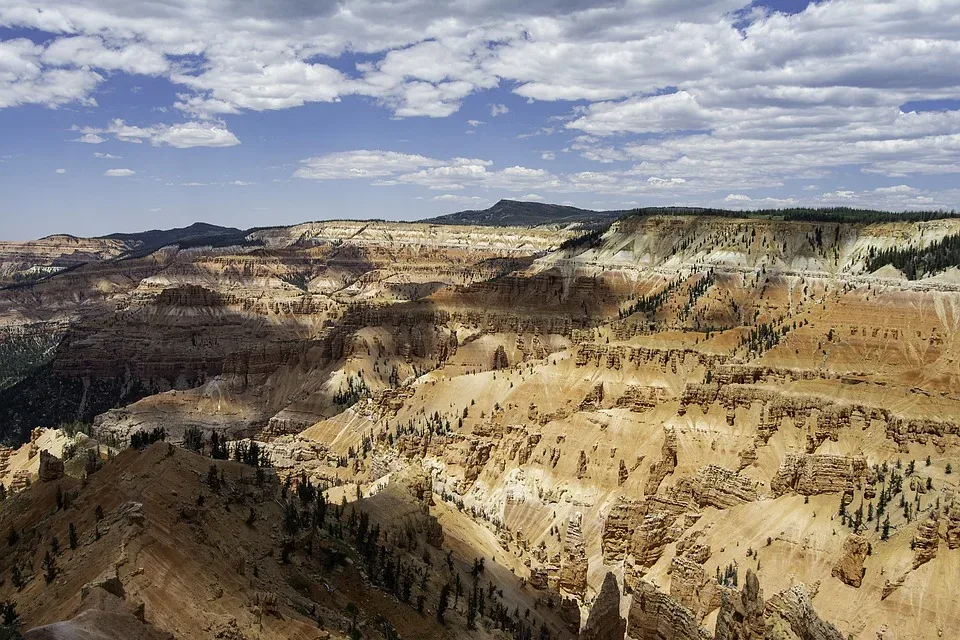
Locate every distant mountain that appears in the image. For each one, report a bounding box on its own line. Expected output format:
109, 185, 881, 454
424, 199, 625, 228
101, 222, 255, 258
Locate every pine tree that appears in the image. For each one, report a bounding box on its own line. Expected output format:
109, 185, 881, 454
437, 583, 451, 623
43, 550, 58, 583
882, 516, 891, 541
69, 523, 78, 550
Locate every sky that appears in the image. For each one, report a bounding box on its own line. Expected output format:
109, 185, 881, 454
1, 0, 959, 240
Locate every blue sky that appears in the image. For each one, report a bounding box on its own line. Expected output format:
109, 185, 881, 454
1, 0, 959, 239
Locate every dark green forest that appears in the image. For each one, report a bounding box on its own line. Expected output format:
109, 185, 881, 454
865, 233, 960, 279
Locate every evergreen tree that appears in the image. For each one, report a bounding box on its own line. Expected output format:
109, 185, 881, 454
43, 550, 57, 583
437, 583, 451, 623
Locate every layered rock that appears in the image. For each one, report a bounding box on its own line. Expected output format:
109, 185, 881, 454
831, 534, 868, 587
912, 512, 940, 569
946, 503, 960, 550
38, 449, 64, 481
690, 464, 758, 509
627, 581, 710, 640
771, 453, 866, 497
668, 554, 724, 620
601, 498, 644, 561
560, 512, 588, 597
714, 570, 765, 640
644, 426, 678, 496
764, 583, 844, 640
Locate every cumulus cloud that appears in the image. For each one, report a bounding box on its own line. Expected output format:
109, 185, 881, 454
104, 168, 135, 176
54, 168, 65, 174
93, 152, 120, 159
2, 0, 960, 204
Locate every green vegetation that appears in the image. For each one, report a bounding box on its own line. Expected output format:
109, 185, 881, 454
864, 233, 960, 279
0, 330, 60, 391
623, 206, 958, 224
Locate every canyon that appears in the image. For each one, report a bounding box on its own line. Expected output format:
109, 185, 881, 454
1, 205, 960, 640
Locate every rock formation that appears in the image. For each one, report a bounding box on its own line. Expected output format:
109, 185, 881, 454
560, 512, 588, 597
912, 512, 940, 569
714, 570, 765, 640
770, 453, 866, 496
831, 534, 868, 587
764, 583, 844, 640
38, 449, 64, 481
627, 581, 710, 640
580, 572, 625, 640
690, 464, 758, 509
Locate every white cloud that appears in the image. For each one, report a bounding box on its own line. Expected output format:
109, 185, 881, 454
1, 0, 960, 203
724, 194, 751, 202
822, 190, 857, 200
540, 152, 555, 161
227, 180, 253, 186
519, 193, 543, 201
489, 103, 510, 117
0, 38, 102, 109
874, 184, 915, 194
467, 119, 485, 127
54, 168, 66, 174
73, 133, 105, 144
104, 168, 135, 177
432, 194, 485, 204
568, 91, 711, 136
295, 150, 446, 180
76, 119, 240, 148
93, 152, 120, 159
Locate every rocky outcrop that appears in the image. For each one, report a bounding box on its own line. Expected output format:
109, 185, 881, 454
602, 498, 643, 561
912, 512, 939, 569
38, 449, 64, 481
492, 345, 510, 370
559, 597, 581, 636
644, 427, 678, 496
770, 453, 866, 497
627, 581, 710, 640
580, 572, 625, 640
764, 583, 843, 640
579, 382, 604, 411
690, 464, 758, 509
668, 554, 724, 620
714, 570, 765, 640
831, 534, 868, 587
560, 512, 588, 597
615, 385, 669, 412
946, 502, 960, 550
